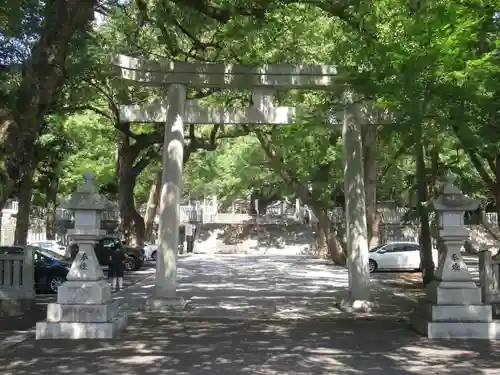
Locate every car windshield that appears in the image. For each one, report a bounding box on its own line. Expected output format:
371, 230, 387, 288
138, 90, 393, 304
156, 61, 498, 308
369, 245, 384, 253
30, 246, 67, 261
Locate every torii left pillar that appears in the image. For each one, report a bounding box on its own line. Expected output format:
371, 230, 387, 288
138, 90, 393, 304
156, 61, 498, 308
146, 83, 187, 311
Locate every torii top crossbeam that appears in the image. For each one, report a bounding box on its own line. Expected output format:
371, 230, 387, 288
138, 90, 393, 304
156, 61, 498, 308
115, 55, 339, 89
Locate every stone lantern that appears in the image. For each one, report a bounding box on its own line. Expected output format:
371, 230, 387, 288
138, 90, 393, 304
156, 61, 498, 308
411, 173, 499, 339
36, 171, 127, 339
65, 171, 109, 252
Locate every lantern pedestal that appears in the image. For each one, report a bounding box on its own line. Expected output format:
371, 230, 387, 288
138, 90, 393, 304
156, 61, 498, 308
36, 173, 128, 339
411, 237, 499, 339
410, 175, 500, 339
36, 231, 127, 339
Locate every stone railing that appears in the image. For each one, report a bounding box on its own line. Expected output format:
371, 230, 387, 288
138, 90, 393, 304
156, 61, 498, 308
479, 249, 500, 307
2, 200, 19, 213
14, 199, 498, 227
180, 205, 218, 223
0, 247, 35, 314
485, 213, 499, 226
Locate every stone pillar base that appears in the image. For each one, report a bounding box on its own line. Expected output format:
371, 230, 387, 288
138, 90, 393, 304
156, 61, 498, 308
36, 278, 127, 339
410, 282, 500, 339
410, 312, 500, 339
36, 314, 127, 339
0, 298, 36, 316
145, 296, 187, 313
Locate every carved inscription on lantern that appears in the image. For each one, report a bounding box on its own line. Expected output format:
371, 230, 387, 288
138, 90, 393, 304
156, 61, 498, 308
451, 253, 460, 272
79, 253, 88, 270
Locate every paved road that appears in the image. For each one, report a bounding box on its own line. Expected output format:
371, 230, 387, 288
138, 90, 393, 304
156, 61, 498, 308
3, 316, 499, 375
113, 253, 419, 319
2, 253, 498, 375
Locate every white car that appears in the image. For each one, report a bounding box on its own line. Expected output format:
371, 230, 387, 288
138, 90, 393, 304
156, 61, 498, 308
144, 243, 158, 261
143, 239, 188, 260
28, 240, 67, 257
368, 241, 438, 273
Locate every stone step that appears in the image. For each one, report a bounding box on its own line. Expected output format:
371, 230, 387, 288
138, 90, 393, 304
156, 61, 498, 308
36, 314, 127, 339
411, 313, 500, 339
46, 301, 119, 323
417, 301, 492, 322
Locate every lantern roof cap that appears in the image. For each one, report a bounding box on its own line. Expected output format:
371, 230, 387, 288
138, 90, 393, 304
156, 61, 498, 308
64, 171, 109, 211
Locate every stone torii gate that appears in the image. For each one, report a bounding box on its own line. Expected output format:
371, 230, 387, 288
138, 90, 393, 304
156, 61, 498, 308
115, 55, 371, 311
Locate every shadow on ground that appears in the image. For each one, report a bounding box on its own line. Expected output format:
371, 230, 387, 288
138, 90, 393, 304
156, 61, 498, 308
0, 264, 156, 341
108, 254, 421, 320
2, 317, 499, 375
2, 254, 498, 374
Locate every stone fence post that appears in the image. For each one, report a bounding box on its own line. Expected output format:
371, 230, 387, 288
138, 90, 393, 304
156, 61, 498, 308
479, 249, 498, 304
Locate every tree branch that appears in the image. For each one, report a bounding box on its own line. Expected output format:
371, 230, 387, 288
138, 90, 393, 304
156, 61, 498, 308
48, 105, 112, 119
132, 145, 160, 176
380, 138, 414, 176
251, 127, 313, 205
451, 124, 496, 192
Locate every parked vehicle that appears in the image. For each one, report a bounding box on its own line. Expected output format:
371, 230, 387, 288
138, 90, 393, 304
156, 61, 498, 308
144, 243, 158, 261
92, 237, 145, 271
368, 241, 439, 273
0, 245, 70, 293
145, 224, 192, 261
28, 240, 67, 257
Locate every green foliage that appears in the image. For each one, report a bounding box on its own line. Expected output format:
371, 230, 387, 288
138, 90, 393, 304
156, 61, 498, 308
59, 112, 117, 198
3, 0, 498, 222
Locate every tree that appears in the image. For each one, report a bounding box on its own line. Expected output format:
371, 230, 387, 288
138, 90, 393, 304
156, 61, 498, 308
0, 0, 98, 210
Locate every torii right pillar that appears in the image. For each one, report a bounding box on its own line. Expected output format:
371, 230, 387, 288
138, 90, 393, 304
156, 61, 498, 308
341, 99, 372, 310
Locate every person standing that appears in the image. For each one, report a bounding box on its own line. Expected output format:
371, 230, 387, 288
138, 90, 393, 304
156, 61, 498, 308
186, 222, 195, 253
68, 242, 79, 262
108, 240, 126, 291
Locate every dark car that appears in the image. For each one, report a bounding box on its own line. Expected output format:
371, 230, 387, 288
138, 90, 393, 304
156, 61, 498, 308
0, 245, 70, 293
93, 237, 145, 271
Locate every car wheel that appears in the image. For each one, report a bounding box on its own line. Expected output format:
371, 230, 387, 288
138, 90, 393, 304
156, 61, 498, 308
151, 251, 157, 261
49, 276, 65, 293
368, 260, 377, 273
134, 259, 143, 271
124, 256, 136, 271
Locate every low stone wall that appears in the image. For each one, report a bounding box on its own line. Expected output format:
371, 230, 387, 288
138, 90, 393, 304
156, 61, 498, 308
380, 223, 418, 243
479, 249, 500, 316
0, 248, 35, 316
195, 223, 315, 254
466, 225, 500, 254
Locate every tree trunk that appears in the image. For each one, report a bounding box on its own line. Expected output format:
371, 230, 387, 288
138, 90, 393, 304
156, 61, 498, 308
117, 132, 145, 247
316, 221, 326, 253
144, 170, 162, 243
14, 170, 34, 246
415, 124, 435, 285
253, 129, 346, 264
0, 1, 97, 209
495, 155, 500, 230
316, 210, 346, 265
429, 145, 441, 197
362, 124, 379, 248
45, 178, 59, 240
